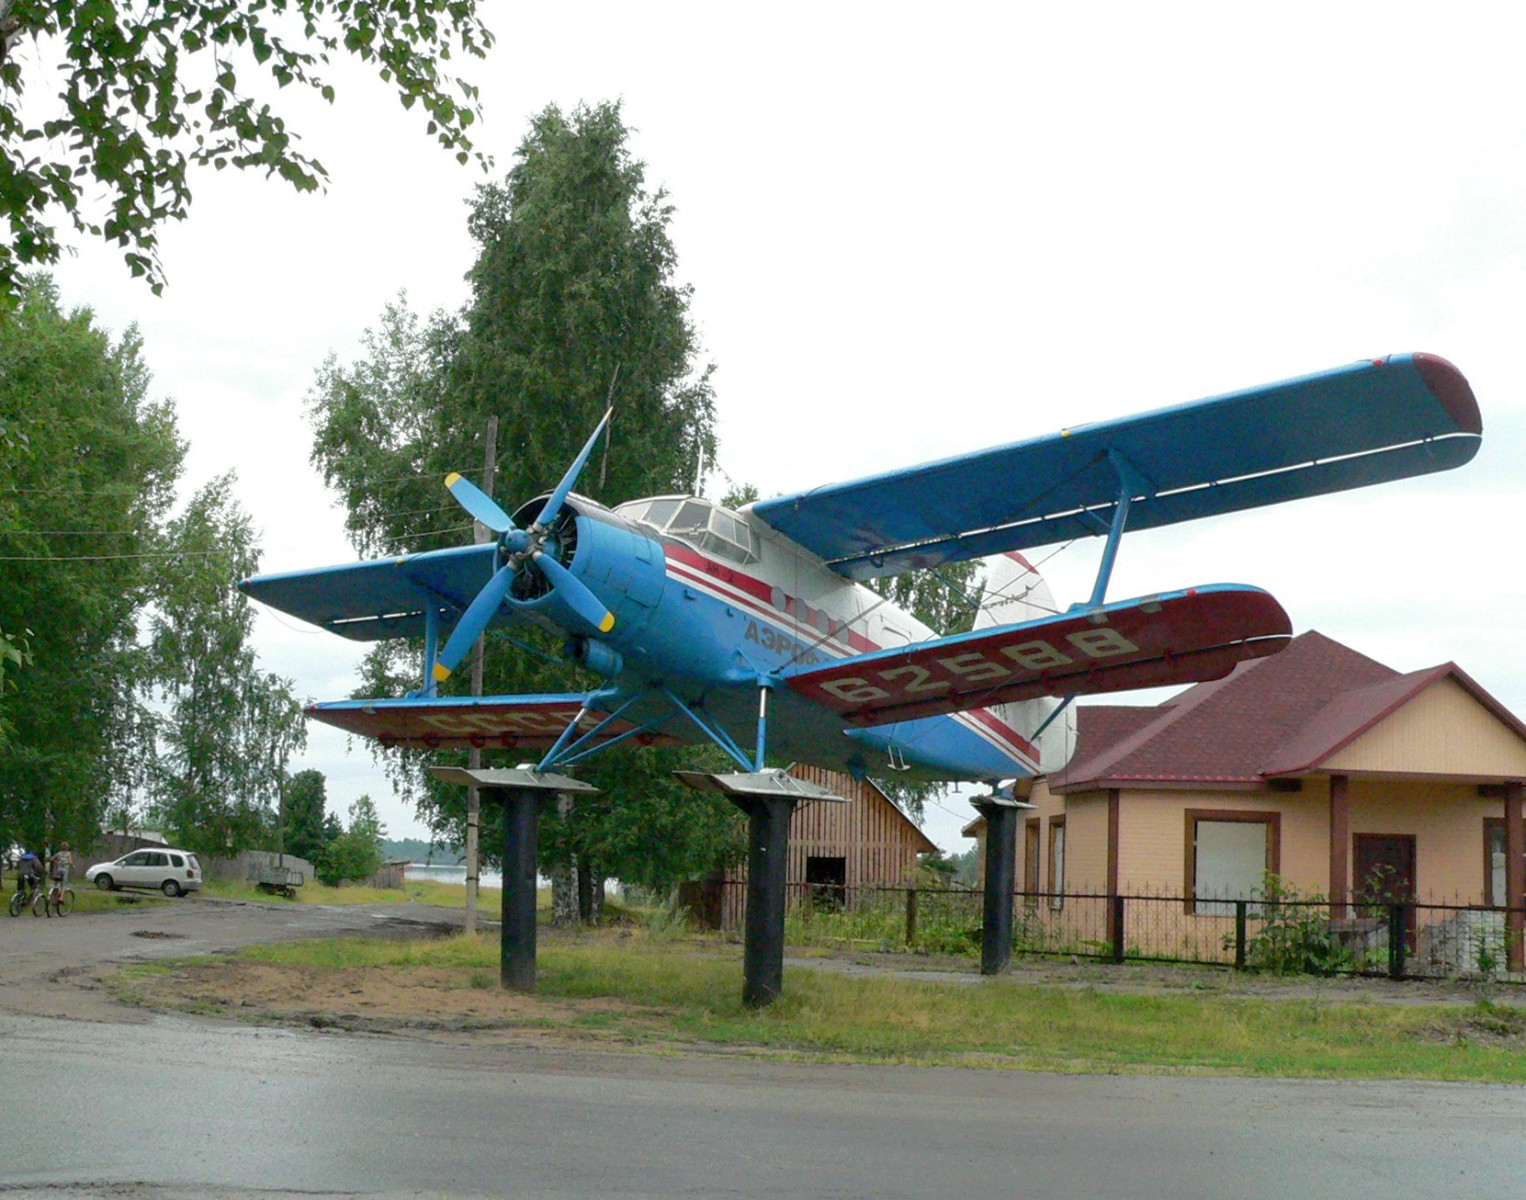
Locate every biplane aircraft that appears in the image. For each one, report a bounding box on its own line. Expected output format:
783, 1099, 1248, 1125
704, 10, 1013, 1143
241, 353, 1482, 794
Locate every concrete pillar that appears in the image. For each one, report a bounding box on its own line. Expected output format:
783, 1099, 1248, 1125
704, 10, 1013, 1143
973, 799, 1018, 976
496, 786, 548, 991
739, 792, 797, 1008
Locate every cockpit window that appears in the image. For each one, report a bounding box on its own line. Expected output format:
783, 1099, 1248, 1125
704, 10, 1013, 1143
614, 495, 760, 564
670, 500, 712, 536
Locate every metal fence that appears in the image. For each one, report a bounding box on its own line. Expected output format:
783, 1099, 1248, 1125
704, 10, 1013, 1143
702, 881, 1526, 982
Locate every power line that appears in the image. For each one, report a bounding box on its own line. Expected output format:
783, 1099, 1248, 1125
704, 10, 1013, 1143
0, 548, 239, 563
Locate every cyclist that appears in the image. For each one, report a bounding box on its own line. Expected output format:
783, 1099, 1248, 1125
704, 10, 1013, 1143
16, 850, 43, 900
48, 842, 73, 902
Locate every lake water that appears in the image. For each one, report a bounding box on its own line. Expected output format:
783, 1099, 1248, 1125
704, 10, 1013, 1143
405, 862, 505, 889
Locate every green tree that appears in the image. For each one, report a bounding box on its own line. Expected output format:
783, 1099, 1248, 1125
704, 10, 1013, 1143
0, 417, 30, 745
146, 473, 307, 856
309, 101, 740, 899
318, 794, 384, 884
281, 768, 330, 865
868, 560, 984, 820
0, 627, 29, 749
0, 1, 493, 306
0, 276, 183, 852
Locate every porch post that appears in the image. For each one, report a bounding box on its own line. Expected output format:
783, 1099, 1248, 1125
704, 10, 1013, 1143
1328, 773, 1350, 920
1105, 788, 1120, 949
1506, 781, 1524, 974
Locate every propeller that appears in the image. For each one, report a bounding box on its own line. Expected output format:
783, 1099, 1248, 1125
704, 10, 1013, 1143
432, 410, 616, 684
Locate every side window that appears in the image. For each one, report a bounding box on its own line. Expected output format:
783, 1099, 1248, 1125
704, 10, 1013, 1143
146, 852, 168, 868
123, 851, 150, 867
1484, 819, 1523, 908
1023, 818, 1041, 899
1048, 816, 1066, 910
169, 853, 184, 868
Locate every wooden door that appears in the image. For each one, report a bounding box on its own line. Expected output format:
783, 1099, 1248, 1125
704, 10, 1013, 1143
1354, 833, 1416, 946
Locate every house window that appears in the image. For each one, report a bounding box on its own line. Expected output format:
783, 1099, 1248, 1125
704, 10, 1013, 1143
1023, 818, 1041, 900
1185, 810, 1280, 916
1048, 817, 1065, 909
1484, 819, 1525, 909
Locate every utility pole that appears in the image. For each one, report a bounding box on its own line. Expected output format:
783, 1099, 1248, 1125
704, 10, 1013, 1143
464, 415, 498, 935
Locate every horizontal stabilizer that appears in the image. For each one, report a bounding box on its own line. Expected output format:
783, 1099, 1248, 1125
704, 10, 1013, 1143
785, 584, 1290, 726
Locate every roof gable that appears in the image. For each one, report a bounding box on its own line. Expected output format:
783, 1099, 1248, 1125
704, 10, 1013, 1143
1266, 666, 1526, 779
1051, 631, 1401, 789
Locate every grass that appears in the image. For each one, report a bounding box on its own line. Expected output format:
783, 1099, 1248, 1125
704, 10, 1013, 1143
214, 929, 1526, 1082
201, 877, 531, 910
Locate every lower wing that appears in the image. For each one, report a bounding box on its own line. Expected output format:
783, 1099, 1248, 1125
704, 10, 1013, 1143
784, 583, 1290, 726
306, 693, 680, 752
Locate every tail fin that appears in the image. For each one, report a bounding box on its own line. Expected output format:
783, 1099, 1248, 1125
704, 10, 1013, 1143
974, 552, 1077, 775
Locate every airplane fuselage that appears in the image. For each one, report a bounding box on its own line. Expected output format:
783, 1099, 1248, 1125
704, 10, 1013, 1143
502, 491, 1057, 783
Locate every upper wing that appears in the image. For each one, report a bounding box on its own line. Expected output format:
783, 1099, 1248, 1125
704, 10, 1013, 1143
306, 693, 683, 751
751, 353, 1481, 579
239, 543, 496, 640
784, 584, 1290, 726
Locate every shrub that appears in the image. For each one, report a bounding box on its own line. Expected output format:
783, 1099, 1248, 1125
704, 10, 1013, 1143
1236, 874, 1354, 976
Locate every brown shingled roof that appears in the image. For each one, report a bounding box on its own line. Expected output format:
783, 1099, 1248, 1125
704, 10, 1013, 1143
1049, 631, 1399, 790
1260, 662, 1526, 777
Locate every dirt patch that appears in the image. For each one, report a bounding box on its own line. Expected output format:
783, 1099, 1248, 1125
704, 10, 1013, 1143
125, 958, 672, 1042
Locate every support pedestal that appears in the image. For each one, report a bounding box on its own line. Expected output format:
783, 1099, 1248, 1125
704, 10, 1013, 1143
430, 767, 598, 992
676, 769, 846, 1006
973, 798, 1020, 976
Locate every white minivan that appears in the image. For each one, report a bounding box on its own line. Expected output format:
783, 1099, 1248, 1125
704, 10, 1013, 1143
87, 848, 203, 896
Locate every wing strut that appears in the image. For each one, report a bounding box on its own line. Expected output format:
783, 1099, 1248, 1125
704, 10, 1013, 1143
422, 606, 441, 696
662, 689, 755, 772
1085, 449, 1155, 608
534, 692, 673, 772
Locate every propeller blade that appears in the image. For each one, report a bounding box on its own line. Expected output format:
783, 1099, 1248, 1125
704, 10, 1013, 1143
433, 565, 517, 683
445, 472, 517, 534
536, 407, 613, 531
533, 551, 616, 634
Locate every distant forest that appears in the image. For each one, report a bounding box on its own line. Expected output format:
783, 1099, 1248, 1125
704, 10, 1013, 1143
380, 837, 459, 864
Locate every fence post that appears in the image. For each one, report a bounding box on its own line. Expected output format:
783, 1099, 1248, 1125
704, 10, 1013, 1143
905, 884, 918, 946
1234, 900, 1248, 971
1387, 902, 1407, 980
1110, 894, 1125, 963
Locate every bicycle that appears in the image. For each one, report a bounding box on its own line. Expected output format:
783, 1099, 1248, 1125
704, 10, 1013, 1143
33, 879, 75, 918
7, 878, 41, 917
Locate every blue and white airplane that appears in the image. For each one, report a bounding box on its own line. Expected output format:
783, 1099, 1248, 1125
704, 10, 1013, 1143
241, 353, 1481, 791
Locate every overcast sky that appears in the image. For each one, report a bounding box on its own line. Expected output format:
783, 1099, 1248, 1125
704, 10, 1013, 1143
39, 3, 1526, 853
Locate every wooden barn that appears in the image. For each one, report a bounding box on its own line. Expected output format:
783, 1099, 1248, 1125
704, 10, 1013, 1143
681, 765, 936, 930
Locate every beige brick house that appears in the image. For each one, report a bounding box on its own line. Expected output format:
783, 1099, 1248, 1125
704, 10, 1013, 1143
967, 631, 1526, 967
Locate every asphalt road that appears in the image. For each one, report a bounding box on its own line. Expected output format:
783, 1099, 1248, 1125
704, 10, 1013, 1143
4, 897, 1526, 1198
